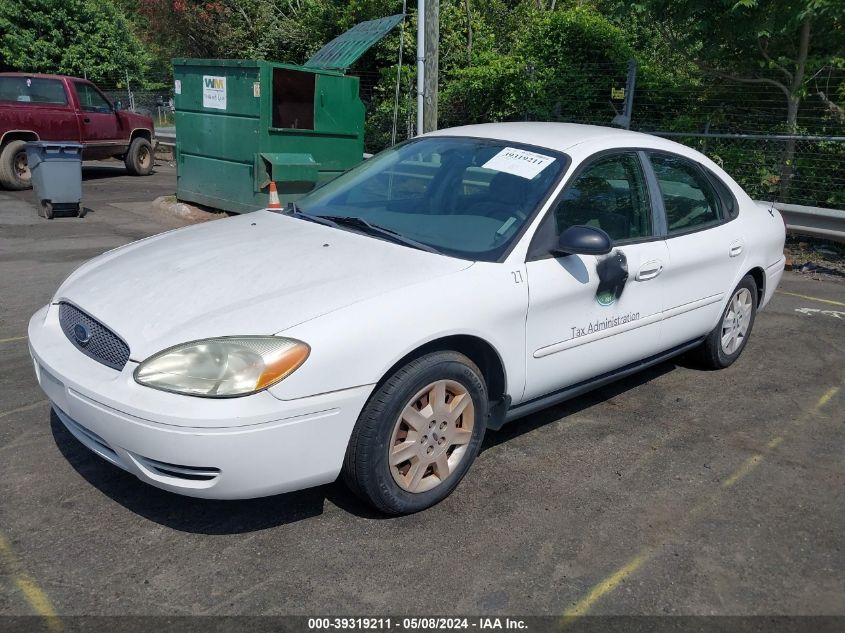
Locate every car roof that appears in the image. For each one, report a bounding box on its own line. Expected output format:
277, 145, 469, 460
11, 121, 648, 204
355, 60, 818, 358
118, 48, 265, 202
425, 122, 692, 154
0, 72, 85, 82
425, 121, 748, 201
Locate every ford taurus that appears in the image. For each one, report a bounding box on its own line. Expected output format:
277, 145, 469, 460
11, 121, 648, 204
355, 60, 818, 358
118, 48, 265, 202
29, 123, 786, 514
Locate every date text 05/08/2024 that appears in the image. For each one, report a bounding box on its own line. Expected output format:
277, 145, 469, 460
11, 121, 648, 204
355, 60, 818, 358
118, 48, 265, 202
307, 617, 529, 630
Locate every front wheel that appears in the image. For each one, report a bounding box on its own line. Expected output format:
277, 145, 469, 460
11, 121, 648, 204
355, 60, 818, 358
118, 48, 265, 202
698, 274, 758, 369
124, 137, 154, 176
342, 351, 488, 515
0, 140, 32, 190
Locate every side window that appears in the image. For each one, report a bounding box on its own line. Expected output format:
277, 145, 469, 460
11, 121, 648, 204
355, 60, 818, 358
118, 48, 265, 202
706, 170, 738, 219
74, 83, 112, 113
0, 77, 67, 105
551, 152, 652, 241
651, 154, 722, 233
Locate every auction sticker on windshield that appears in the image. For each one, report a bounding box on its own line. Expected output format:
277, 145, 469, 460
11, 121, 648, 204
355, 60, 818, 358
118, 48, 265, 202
482, 147, 556, 179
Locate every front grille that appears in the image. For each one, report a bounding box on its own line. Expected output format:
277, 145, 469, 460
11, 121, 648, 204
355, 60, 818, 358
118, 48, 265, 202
58, 302, 130, 370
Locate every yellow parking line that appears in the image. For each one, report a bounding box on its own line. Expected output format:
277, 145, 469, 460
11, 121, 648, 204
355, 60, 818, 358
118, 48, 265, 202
559, 382, 840, 621
767, 436, 784, 450
776, 290, 845, 307
561, 548, 653, 624
0, 335, 27, 344
0, 534, 62, 632
0, 400, 49, 419
722, 454, 764, 488
813, 386, 839, 412
721, 386, 839, 489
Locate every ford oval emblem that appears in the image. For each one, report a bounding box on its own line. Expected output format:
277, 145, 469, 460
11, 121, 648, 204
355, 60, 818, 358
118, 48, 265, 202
73, 323, 92, 346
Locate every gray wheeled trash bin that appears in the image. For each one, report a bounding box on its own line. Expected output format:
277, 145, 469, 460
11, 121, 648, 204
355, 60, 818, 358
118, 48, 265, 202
25, 142, 83, 219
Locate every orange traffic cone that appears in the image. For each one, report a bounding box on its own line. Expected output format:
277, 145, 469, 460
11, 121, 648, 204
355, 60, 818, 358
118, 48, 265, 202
268, 181, 282, 209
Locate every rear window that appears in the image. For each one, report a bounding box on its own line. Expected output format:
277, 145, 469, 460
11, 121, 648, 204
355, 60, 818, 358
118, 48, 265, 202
0, 77, 68, 105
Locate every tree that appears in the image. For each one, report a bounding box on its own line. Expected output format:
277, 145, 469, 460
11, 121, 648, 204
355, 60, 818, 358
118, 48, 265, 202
439, 7, 632, 125
0, 0, 149, 82
631, 0, 845, 195
133, 0, 361, 65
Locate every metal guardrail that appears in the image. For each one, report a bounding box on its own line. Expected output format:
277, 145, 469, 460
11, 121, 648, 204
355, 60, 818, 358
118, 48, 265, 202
156, 127, 176, 147
156, 131, 176, 147
756, 201, 845, 244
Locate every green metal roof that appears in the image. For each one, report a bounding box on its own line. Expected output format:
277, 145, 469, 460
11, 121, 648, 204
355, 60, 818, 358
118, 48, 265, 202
304, 14, 405, 71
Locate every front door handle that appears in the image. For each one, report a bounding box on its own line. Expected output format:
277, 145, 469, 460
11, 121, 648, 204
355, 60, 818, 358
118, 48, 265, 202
729, 241, 743, 257
636, 260, 663, 281
83, 117, 91, 123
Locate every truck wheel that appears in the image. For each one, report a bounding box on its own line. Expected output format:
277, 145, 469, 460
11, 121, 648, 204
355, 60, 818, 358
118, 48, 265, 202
124, 137, 154, 176
0, 140, 32, 190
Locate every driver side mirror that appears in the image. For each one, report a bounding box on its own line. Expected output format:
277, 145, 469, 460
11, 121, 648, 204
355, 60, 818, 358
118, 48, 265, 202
552, 225, 612, 256
114, 100, 123, 112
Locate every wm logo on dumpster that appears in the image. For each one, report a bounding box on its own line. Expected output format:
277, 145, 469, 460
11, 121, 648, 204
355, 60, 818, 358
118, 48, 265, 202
202, 75, 227, 110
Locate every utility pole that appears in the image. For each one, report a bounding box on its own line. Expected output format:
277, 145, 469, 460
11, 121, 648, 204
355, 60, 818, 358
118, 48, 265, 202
416, 0, 425, 136
423, 0, 438, 133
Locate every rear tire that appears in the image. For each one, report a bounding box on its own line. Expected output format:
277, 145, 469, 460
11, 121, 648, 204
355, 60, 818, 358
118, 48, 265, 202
342, 351, 488, 515
0, 140, 32, 190
124, 137, 153, 176
698, 274, 758, 369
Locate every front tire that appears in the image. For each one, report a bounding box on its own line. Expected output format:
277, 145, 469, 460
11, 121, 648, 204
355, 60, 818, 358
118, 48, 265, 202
124, 137, 154, 176
0, 140, 32, 190
342, 351, 488, 515
698, 274, 758, 369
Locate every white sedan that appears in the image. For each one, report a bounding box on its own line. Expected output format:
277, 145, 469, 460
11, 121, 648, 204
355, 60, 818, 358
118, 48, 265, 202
29, 123, 786, 514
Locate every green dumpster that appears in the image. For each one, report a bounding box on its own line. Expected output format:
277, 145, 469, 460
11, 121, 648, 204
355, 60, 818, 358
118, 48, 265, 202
172, 14, 403, 214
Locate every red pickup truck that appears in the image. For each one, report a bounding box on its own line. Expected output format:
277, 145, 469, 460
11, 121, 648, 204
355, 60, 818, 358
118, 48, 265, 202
0, 73, 156, 190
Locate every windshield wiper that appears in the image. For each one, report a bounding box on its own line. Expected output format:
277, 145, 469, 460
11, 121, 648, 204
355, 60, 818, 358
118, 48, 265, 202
283, 202, 339, 228
318, 215, 442, 255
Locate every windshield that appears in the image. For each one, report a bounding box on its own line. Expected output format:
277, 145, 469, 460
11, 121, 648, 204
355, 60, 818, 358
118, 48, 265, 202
295, 136, 568, 261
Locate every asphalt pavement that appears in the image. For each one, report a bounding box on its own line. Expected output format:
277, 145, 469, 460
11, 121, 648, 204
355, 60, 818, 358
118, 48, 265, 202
0, 163, 843, 625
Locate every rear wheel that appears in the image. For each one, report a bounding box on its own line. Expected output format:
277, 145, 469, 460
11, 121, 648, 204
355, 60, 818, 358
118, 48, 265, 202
698, 274, 758, 369
0, 140, 32, 190
342, 351, 488, 515
124, 137, 153, 176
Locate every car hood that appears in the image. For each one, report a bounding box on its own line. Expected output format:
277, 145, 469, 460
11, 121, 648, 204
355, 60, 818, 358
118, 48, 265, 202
55, 211, 473, 360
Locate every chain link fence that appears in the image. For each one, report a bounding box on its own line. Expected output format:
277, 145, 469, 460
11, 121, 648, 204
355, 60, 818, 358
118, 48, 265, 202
358, 60, 845, 210
82, 62, 844, 209
85, 70, 175, 127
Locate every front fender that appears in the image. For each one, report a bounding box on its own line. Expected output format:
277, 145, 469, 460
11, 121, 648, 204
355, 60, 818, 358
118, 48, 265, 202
268, 262, 529, 402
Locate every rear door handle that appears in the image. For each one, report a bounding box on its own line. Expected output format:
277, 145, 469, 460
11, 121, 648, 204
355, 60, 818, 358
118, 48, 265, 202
729, 241, 743, 257
636, 260, 663, 281
83, 117, 91, 123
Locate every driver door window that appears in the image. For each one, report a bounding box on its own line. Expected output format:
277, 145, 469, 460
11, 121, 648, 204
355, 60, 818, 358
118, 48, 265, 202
552, 152, 653, 241
74, 83, 112, 113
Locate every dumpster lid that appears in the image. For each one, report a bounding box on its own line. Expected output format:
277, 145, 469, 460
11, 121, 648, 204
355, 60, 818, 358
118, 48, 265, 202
304, 14, 404, 70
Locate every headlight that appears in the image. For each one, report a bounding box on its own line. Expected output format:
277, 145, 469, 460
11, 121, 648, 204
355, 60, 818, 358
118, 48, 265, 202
134, 336, 310, 397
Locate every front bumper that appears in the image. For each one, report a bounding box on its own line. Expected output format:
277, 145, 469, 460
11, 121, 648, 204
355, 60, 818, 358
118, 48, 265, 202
28, 305, 372, 499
